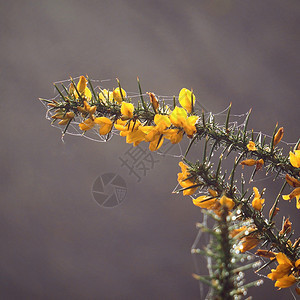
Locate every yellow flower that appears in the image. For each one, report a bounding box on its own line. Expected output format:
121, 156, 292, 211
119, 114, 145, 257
177, 161, 198, 196
193, 189, 218, 209
219, 195, 235, 210
169, 107, 198, 138
99, 89, 113, 103
184, 115, 199, 137
138, 115, 171, 151
247, 141, 257, 151
78, 116, 112, 135
121, 102, 134, 118
51, 111, 75, 125
79, 118, 95, 131
169, 106, 187, 127
267, 252, 300, 289
251, 187, 265, 211
94, 117, 113, 135
178, 88, 195, 113
113, 87, 127, 104
114, 119, 145, 146
153, 114, 171, 131
289, 150, 300, 168
282, 187, 300, 209
163, 129, 183, 144
70, 76, 92, 100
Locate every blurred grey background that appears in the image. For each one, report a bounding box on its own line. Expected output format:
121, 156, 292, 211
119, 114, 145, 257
1, 0, 299, 299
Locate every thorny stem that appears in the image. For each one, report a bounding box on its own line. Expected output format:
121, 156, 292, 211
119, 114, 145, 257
190, 161, 297, 262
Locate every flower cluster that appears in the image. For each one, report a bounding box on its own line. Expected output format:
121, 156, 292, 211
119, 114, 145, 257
48, 76, 198, 152
267, 252, 300, 290
41, 75, 300, 297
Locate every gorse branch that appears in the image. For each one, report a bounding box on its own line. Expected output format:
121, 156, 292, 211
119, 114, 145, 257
40, 76, 300, 297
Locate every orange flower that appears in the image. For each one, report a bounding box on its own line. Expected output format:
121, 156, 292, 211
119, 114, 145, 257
219, 195, 235, 210
251, 187, 265, 211
147, 92, 159, 113
177, 161, 198, 196
255, 249, 276, 259
240, 159, 256, 167
240, 159, 264, 171
267, 253, 300, 289
239, 235, 260, 253
273, 127, 284, 146
51, 111, 75, 125
230, 226, 247, 238
282, 187, 300, 209
77, 100, 97, 116
285, 174, 300, 188
279, 218, 292, 235
193, 189, 218, 209
247, 141, 257, 151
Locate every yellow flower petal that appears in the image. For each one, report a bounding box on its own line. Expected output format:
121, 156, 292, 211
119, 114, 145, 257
219, 195, 235, 210
76, 76, 92, 100
183, 115, 198, 137
163, 129, 183, 144
94, 117, 113, 135
247, 141, 257, 151
154, 114, 171, 131
178, 88, 195, 113
193, 195, 217, 209
252, 187, 265, 211
169, 106, 187, 127
99, 89, 113, 103
290, 150, 300, 168
282, 187, 300, 209
121, 102, 134, 118
79, 118, 94, 131
77, 76, 87, 95
149, 135, 164, 151
113, 87, 127, 104
274, 275, 296, 288
178, 161, 198, 196
276, 252, 293, 267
